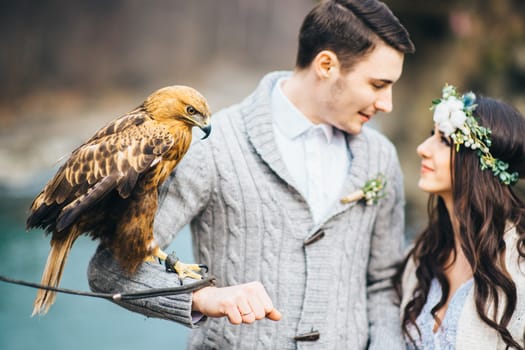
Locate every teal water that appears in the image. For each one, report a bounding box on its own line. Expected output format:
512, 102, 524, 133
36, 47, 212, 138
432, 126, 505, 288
0, 193, 192, 350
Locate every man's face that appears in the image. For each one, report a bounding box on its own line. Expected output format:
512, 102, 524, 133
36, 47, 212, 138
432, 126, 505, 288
316, 42, 404, 135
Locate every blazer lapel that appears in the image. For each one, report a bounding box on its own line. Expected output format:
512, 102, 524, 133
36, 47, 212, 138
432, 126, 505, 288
330, 131, 371, 216
242, 72, 300, 191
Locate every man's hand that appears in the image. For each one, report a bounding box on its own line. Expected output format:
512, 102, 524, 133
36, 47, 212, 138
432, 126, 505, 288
192, 281, 282, 325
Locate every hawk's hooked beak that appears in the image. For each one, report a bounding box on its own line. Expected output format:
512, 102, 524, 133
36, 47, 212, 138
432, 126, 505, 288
193, 112, 211, 139
200, 124, 212, 139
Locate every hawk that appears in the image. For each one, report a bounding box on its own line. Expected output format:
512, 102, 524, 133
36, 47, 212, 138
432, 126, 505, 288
26, 85, 211, 316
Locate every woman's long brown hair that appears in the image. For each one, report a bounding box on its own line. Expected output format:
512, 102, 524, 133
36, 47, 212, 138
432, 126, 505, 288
394, 96, 525, 349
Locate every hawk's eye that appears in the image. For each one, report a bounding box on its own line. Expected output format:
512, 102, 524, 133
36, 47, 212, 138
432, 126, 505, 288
186, 106, 197, 115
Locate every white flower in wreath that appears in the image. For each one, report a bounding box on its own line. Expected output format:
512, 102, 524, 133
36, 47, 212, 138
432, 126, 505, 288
442, 84, 456, 99
433, 97, 467, 137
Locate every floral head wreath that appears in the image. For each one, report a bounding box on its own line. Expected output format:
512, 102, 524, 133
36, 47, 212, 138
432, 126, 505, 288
431, 84, 519, 186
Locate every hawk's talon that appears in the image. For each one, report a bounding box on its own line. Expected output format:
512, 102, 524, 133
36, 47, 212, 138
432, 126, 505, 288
165, 255, 179, 273
164, 253, 205, 280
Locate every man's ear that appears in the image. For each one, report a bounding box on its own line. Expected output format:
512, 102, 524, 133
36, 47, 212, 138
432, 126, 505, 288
313, 50, 340, 79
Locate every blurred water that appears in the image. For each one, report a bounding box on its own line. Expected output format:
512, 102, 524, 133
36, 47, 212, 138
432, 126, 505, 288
0, 193, 192, 350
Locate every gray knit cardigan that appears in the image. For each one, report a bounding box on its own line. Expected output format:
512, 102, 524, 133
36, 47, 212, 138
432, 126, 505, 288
88, 71, 406, 350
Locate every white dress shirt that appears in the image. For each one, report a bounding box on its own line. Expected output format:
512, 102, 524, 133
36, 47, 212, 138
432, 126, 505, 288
271, 78, 351, 223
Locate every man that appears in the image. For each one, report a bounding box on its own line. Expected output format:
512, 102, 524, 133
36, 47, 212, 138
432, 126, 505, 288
88, 0, 415, 348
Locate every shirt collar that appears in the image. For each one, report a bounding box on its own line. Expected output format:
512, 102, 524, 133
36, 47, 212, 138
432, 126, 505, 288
271, 77, 334, 142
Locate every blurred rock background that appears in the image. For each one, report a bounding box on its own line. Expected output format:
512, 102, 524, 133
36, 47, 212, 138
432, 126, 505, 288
2, 0, 525, 223
0, 1, 524, 349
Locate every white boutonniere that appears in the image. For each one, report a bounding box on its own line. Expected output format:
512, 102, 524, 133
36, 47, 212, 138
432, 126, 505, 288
340, 173, 386, 206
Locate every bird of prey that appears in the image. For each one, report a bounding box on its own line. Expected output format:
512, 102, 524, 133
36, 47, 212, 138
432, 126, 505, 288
26, 85, 211, 316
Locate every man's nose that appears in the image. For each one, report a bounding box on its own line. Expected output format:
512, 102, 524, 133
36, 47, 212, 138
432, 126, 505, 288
374, 88, 393, 113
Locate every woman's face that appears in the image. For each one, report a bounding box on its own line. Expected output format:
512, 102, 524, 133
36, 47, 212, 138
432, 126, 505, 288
416, 125, 453, 199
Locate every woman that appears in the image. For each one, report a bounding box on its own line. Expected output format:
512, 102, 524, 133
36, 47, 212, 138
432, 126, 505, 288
395, 84, 525, 349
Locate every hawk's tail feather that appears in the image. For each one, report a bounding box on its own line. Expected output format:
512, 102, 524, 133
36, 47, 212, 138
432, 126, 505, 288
32, 228, 80, 316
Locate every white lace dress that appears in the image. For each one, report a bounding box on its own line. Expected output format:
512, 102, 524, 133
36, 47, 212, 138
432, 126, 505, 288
405, 278, 474, 350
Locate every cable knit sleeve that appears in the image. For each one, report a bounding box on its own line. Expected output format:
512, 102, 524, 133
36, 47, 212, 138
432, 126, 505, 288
153, 139, 216, 249
366, 141, 406, 350
87, 137, 216, 327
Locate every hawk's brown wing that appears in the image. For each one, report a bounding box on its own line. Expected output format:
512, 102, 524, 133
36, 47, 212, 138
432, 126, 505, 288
27, 107, 176, 233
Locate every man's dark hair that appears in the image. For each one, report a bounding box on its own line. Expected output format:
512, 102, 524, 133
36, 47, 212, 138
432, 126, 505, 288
296, 0, 415, 71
